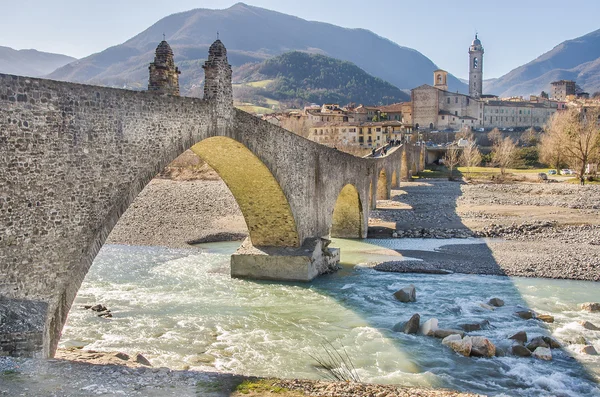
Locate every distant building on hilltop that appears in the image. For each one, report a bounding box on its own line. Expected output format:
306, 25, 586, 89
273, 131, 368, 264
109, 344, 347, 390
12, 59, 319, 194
551, 80, 576, 101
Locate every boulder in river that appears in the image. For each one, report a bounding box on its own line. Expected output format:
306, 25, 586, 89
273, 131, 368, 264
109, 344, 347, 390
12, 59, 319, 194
532, 347, 552, 361
581, 302, 600, 312
135, 353, 152, 366
541, 336, 561, 349
393, 285, 416, 303
488, 298, 505, 307
393, 313, 420, 334
470, 336, 496, 358
516, 310, 535, 320
479, 303, 495, 311
442, 334, 472, 357
434, 329, 465, 339
420, 318, 439, 336
509, 331, 528, 344
460, 320, 491, 332
527, 336, 549, 351
580, 345, 598, 355
536, 314, 554, 323
580, 321, 600, 331
512, 345, 532, 357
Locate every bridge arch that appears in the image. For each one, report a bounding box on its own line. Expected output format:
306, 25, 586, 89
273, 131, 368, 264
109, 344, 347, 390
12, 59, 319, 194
377, 169, 389, 200
191, 137, 299, 247
330, 184, 363, 238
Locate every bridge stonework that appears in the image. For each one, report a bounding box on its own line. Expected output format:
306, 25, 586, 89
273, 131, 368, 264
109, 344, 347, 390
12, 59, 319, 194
0, 41, 421, 358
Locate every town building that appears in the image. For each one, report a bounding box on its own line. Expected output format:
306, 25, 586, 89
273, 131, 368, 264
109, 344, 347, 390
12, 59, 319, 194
551, 80, 576, 101
411, 35, 559, 132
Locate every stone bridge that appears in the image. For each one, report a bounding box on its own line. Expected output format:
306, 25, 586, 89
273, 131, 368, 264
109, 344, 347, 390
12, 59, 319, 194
0, 40, 424, 358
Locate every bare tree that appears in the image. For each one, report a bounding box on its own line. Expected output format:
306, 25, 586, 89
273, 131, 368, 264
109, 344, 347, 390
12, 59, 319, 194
487, 128, 503, 145
557, 107, 600, 185
539, 112, 567, 173
491, 136, 518, 175
444, 145, 461, 181
460, 141, 482, 179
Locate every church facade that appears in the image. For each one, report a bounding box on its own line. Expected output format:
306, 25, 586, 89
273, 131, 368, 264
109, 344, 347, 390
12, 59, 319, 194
411, 35, 558, 132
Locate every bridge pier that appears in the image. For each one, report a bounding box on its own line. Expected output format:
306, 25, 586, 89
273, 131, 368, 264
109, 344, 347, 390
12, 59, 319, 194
231, 238, 340, 281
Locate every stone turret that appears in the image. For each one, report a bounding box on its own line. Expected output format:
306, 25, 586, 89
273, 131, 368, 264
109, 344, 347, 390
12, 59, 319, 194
203, 39, 233, 106
148, 40, 180, 96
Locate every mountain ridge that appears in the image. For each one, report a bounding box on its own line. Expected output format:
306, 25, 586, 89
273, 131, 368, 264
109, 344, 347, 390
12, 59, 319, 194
485, 28, 600, 97
46, 2, 467, 95
0, 46, 76, 77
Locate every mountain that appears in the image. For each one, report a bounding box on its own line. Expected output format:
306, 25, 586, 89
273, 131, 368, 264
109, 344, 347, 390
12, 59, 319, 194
486, 29, 600, 97
47, 2, 467, 94
0, 46, 76, 77
233, 51, 409, 108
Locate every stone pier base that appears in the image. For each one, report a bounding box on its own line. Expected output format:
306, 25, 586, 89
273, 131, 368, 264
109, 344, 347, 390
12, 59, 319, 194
231, 238, 340, 282
0, 299, 47, 358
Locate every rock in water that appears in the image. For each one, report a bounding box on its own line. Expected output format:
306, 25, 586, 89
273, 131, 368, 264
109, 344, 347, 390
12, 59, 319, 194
512, 345, 532, 357
532, 347, 552, 360
420, 318, 439, 336
542, 336, 561, 349
434, 329, 465, 339
581, 302, 600, 312
479, 303, 495, 311
536, 314, 554, 323
442, 334, 472, 357
580, 321, 600, 331
470, 336, 496, 358
516, 310, 534, 320
393, 285, 416, 302
403, 314, 420, 334
135, 353, 152, 366
527, 337, 549, 351
509, 331, 528, 344
580, 345, 598, 355
114, 352, 130, 361
488, 298, 505, 307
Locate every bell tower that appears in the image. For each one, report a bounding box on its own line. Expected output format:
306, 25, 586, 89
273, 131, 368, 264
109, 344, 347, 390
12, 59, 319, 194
469, 34, 484, 98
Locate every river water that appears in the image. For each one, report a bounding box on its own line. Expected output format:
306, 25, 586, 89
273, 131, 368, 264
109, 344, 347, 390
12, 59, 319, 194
60, 239, 600, 397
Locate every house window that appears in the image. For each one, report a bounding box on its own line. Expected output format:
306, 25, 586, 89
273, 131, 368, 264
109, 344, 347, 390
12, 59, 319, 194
442, 116, 445, 120
447, 98, 450, 104
455, 97, 458, 103
455, 111, 458, 116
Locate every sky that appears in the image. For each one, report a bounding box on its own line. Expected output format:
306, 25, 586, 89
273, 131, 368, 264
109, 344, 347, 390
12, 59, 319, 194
2, 0, 600, 79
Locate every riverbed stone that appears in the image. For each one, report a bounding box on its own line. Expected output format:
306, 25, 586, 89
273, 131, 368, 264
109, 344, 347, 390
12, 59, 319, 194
541, 336, 561, 349
479, 303, 495, 311
532, 347, 552, 360
442, 334, 472, 357
581, 302, 600, 312
470, 336, 496, 358
393, 285, 416, 303
516, 310, 534, 320
512, 345, 532, 357
527, 337, 549, 351
420, 318, 439, 336
393, 313, 420, 334
433, 329, 465, 339
536, 314, 554, 323
135, 354, 152, 366
580, 345, 598, 355
509, 331, 528, 344
488, 298, 505, 307
580, 321, 600, 331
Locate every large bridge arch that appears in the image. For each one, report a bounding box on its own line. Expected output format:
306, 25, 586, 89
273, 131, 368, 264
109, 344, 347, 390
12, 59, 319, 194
191, 137, 298, 247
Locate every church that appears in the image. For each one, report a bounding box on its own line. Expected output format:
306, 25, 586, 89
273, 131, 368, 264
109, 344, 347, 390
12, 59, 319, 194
411, 35, 558, 132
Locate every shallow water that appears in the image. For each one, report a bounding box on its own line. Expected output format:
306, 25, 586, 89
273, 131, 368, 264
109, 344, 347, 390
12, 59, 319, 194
60, 239, 600, 397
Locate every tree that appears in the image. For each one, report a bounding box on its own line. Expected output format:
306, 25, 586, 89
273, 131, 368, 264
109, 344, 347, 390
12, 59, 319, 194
539, 113, 567, 173
491, 136, 518, 175
540, 91, 549, 99
520, 128, 539, 146
552, 107, 600, 184
488, 128, 503, 145
460, 141, 482, 179
444, 145, 461, 180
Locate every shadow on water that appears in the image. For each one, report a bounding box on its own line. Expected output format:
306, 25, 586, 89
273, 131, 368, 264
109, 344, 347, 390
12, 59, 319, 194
301, 180, 600, 396
23, 181, 598, 397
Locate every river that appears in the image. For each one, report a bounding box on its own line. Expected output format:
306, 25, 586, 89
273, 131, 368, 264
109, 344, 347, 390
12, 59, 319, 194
59, 239, 600, 397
